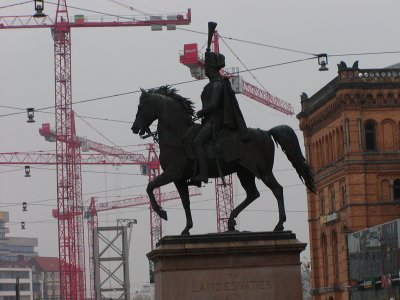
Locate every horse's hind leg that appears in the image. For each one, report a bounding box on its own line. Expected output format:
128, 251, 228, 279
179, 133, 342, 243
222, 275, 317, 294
174, 180, 193, 235
228, 168, 260, 231
261, 172, 285, 231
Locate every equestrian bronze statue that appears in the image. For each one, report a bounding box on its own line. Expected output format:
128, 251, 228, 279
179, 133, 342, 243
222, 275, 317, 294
131, 22, 315, 235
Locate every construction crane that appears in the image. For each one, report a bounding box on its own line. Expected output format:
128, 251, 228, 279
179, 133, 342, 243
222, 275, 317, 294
179, 30, 294, 232
39, 117, 164, 297
0, 149, 201, 298
179, 32, 294, 115
0, 2, 191, 297
85, 188, 201, 299
42, 117, 167, 252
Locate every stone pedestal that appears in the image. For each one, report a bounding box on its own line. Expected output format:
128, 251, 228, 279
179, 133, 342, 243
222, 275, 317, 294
147, 231, 306, 300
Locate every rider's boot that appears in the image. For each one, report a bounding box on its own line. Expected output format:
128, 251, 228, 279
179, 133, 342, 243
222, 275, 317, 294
194, 146, 208, 183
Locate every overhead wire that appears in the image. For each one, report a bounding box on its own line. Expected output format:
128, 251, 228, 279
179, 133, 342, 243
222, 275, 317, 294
10, 183, 308, 225
0, 181, 149, 208
219, 34, 277, 101
0, 51, 399, 120
106, 0, 149, 15
0, 163, 145, 176
0, 1, 31, 10
177, 27, 316, 57
75, 112, 117, 146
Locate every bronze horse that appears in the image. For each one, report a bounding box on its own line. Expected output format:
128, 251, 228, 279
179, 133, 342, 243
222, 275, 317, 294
131, 86, 315, 235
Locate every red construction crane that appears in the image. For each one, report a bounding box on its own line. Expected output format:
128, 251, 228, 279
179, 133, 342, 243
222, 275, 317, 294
179, 32, 294, 115
85, 187, 201, 299
40, 115, 167, 251
179, 31, 294, 232
0, 2, 191, 297
0, 149, 201, 298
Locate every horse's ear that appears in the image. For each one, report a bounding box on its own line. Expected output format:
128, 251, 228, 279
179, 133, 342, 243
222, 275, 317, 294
140, 88, 147, 95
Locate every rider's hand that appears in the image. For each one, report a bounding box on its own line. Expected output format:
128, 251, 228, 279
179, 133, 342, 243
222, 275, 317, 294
196, 110, 204, 118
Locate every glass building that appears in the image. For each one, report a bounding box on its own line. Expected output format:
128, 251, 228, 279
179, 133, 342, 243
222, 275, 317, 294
348, 219, 400, 300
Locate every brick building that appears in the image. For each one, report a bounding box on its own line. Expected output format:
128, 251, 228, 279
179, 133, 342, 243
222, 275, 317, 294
297, 61, 400, 300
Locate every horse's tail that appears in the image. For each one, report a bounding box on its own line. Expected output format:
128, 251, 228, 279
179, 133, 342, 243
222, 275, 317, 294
269, 125, 316, 193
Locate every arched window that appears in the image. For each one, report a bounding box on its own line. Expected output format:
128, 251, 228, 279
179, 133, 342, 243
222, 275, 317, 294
365, 121, 376, 151
321, 233, 328, 286
330, 188, 336, 212
332, 230, 339, 284
341, 184, 347, 207
320, 194, 325, 215
394, 179, 400, 201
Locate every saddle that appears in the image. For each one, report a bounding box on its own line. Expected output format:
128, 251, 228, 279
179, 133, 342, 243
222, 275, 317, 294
183, 124, 248, 162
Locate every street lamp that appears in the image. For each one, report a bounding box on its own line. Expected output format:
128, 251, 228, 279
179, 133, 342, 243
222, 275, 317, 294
24, 166, 31, 177
317, 54, 329, 71
26, 108, 35, 123
33, 0, 46, 18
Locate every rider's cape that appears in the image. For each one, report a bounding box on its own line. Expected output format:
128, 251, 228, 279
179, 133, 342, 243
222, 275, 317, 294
221, 77, 250, 140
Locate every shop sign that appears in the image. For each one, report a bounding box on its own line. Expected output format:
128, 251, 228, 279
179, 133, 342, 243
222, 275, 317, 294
320, 212, 338, 224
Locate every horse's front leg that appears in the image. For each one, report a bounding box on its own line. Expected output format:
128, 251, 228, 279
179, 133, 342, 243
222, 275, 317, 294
147, 171, 176, 221
174, 180, 193, 235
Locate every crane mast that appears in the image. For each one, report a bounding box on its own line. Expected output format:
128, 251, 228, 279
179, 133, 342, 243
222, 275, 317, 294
0, 1, 191, 298
52, 1, 86, 298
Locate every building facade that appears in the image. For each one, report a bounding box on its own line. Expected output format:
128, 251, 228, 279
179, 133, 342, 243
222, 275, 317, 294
0, 266, 33, 300
297, 61, 400, 300
0, 212, 38, 262
30, 257, 60, 300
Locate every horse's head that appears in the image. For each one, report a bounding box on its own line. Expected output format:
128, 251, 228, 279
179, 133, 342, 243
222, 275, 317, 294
131, 88, 158, 137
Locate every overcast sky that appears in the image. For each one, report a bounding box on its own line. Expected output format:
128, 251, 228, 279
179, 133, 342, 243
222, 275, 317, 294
1, 0, 399, 293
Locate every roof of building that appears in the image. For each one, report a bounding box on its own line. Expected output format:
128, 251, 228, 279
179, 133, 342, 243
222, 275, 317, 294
297, 61, 400, 119
0, 257, 31, 269
30, 256, 60, 272
385, 63, 400, 69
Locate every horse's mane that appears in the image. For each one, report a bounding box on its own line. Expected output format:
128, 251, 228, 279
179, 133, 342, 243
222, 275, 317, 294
149, 85, 195, 118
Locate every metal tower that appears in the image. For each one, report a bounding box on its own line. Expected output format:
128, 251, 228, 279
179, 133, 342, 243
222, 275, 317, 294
0, 2, 191, 295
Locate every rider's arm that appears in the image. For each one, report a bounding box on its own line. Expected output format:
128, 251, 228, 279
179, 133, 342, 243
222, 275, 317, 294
197, 80, 223, 117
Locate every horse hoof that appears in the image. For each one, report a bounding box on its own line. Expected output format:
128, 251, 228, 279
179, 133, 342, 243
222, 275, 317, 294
228, 219, 236, 231
156, 209, 168, 221
181, 229, 190, 236
274, 223, 284, 232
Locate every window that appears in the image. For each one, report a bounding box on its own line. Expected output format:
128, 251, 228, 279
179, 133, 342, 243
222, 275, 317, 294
332, 230, 339, 284
394, 179, 400, 201
341, 184, 347, 207
321, 233, 328, 286
330, 188, 336, 212
365, 121, 376, 151
345, 119, 350, 147
320, 194, 325, 215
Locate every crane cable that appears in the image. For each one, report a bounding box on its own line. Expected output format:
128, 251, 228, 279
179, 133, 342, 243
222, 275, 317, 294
106, 0, 149, 15
219, 34, 277, 100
